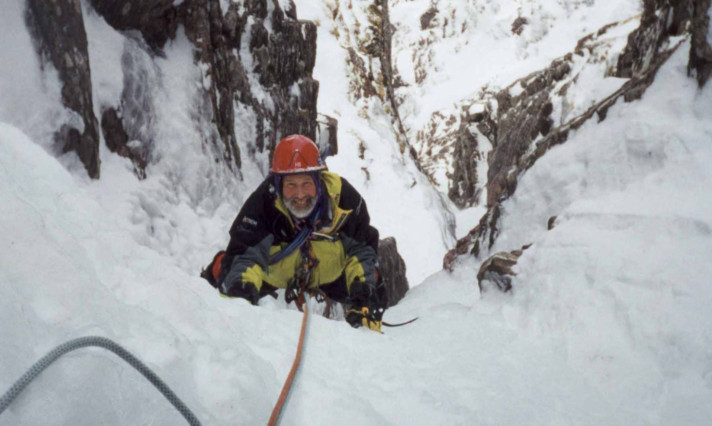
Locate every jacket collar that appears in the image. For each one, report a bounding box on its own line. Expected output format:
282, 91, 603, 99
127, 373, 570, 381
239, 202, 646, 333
274, 171, 352, 234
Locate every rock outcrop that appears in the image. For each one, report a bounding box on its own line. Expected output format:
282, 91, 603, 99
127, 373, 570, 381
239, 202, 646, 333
476, 244, 531, 293
101, 107, 147, 178
616, 0, 691, 80
378, 237, 409, 307
87, 0, 177, 51
316, 113, 339, 157
444, 0, 699, 265
25, 0, 101, 179
446, 107, 491, 208
370, 0, 410, 152
27, 0, 326, 179
92, 0, 321, 176
689, 0, 712, 86
329, 0, 410, 154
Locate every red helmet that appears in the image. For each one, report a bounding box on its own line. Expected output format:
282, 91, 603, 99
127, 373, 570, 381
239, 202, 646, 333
270, 134, 326, 174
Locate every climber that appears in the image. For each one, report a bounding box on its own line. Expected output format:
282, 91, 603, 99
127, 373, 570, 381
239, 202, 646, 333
202, 134, 387, 331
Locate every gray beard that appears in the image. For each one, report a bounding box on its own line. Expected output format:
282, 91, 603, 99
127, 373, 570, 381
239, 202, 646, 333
285, 196, 316, 219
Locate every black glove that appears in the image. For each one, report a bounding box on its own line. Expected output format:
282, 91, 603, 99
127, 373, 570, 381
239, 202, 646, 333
345, 306, 384, 332
349, 279, 384, 310
347, 279, 385, 332
221, 279, 259, 305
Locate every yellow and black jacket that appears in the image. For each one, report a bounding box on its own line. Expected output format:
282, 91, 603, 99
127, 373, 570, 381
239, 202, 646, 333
218, 171, 380, 301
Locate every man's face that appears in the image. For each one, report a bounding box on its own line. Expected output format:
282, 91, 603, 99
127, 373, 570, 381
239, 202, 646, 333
282, 174, 317, 219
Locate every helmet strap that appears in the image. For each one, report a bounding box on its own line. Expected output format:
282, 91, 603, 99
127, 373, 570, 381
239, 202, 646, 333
273, 174, 283, 197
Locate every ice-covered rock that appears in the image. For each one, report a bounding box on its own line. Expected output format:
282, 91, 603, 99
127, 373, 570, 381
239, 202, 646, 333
25, 0, 324, 179
87, 0, 177, 50
25, 0, 101, 178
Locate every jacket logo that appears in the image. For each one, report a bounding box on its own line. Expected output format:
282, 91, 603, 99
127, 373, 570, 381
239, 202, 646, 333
242, 216, 258, 227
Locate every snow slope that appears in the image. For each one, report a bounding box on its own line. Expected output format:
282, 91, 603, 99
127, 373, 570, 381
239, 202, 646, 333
2, 0, 712, 425
3, 36, 712, 426
484, 43, 712, 423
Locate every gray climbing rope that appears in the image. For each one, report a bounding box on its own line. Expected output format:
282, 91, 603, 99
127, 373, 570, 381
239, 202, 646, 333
0, 336, 201, 425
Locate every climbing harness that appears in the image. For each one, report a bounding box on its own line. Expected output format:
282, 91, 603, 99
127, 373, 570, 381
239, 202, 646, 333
269, 224, 311, 264
311, 287, 335, 319
0, 336, 200, 425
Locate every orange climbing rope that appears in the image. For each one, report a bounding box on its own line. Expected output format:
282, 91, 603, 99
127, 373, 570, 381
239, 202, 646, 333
267, 298, 309, 426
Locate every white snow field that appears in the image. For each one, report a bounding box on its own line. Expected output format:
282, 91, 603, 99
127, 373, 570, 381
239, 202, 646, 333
2, 0, 712, 425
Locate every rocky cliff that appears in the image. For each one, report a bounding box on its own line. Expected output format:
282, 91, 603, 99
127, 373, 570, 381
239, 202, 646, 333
326, 0, 410, 155
22, 0, 410, 300
25, 0, 324, 179
441, 0, 711, 268
25, 0, 101, 178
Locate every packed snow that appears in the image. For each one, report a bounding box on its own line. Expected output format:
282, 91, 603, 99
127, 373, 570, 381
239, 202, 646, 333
2, 0, 712, 425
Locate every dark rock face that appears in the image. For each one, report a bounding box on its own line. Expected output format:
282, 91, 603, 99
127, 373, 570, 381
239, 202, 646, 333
616, 2, 672, 78
689, 0, 712, 86
234, 0, 320, 154
87, 0, 177, 51
378, 237, 409, 307
443, 56, 569, 210
347, 47, 378, 100
511, 16, 528, 35
547, 216, 557, 230
375, 0, 409, 152
101, 108, 147, 178
182, 0, 241, 170
335, 0, 410, 154
85, 0, 324, 177
183, 0, 320, 167
25, 0, 100, 179
420, 6, 438, 30
25, 0, 325, 180
317, 114, 339, 157
483, 59, 568, 208
616, 0, 695, 79
448, 115, 486, 208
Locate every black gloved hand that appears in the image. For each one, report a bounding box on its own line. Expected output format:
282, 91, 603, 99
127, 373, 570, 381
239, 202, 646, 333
347, 279, 385, 333
345, 309, 363, 328
349, 279, 383, 310
221, 279, 259, 305
345, 306, 384, 332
